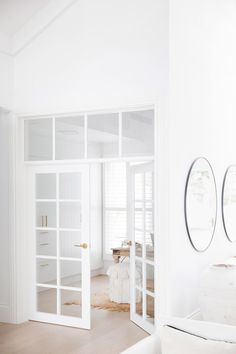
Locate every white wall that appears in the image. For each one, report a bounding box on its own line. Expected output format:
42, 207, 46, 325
14, 0, 160, 114
0, 52, 13, 109
168, 0, 236, 317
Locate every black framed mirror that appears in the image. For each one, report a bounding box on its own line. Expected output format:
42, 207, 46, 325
185, 157, 217, 252
222, 165, 236, 242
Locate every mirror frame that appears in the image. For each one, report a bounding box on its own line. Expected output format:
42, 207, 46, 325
184, 157, 217, 252
222, 165, 236, 243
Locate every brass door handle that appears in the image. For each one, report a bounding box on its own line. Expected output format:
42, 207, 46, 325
74, 243, 88, 249
127, 241, 132, 246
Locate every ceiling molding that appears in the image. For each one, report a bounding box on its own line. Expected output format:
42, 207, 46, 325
11, 0, 79, 56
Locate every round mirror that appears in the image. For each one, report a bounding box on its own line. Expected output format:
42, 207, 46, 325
222, 165, 236, 242
185, 157, 217, 252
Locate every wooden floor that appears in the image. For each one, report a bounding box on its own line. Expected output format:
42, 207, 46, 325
0, 275, 148, 354
0, 312, 147, 354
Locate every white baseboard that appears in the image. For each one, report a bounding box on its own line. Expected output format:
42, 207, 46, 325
0, 304, 10, 323
91, 268, 105, 277
186, 309, 201, 320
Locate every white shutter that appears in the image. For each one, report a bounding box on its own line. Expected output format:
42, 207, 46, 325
104, 162, 127, 254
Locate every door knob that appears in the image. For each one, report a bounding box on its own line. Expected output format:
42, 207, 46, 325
127, 240, 132, 246
74, 243, 88, 249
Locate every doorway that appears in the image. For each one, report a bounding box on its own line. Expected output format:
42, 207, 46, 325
20, 105, 156, 333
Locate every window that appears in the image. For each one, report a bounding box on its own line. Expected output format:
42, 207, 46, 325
24, 107, 154, 161
104, 162, 127, 254
24, 118, 53, 161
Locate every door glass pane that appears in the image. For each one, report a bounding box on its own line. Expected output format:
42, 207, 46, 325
145, 172, 153, 200
37, 286, 57, 314
37, 259, 57, 285
37, 231, 57, 256
135, 231, 143, 257
135, 207, 143, 258
122, 110, 154, 157
24, 119, 53, 161
146, 294, 154, 323
135, 174, 143, 200
135, 259, 142, 288
145, 210, 153, 232
87, 113, 119, 158
61, 290, 82, 318
59, 202, 81, 229
135, 289, 143, 316
59, 173, 81, 200
36, 202, 56, 228
146, 232, 154, 262
60, 231, 82, 258
60, 260, 82, 288
55, 116, 84, 160
36, 174, 56, 199
146, 264, 154, 293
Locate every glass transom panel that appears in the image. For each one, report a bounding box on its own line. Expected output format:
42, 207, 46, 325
24, 108, 154, 161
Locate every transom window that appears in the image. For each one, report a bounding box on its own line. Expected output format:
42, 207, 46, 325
23, 108, 154, 161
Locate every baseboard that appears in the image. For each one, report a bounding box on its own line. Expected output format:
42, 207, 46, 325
186, 309, 201, 320
91, 268, 105, 277
0, 304, 10, 323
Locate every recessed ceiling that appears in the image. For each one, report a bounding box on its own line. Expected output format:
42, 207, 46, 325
0, 0, 51, 37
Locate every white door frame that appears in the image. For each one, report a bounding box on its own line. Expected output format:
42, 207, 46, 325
10, 102, 169, 329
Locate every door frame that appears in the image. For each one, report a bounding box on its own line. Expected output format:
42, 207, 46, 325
10, 102, 169, 328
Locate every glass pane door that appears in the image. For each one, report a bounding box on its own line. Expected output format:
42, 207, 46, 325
30, 166, 90, 329
130, 163, 155, 334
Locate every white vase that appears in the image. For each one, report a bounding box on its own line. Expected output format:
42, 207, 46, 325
199, 262, 236, 325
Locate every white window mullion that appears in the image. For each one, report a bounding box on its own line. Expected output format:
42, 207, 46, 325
52, 117, 55, 160
56, 173, 61, 315
84, 114, 88, 159
119, 111, 122, 158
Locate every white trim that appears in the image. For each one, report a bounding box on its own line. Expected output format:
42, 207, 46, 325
52, 117, 55, 160
154, 101, 169, 323
16, 103, 155, 118
84, 114, 88, 159
119, 111, 122, 158
24, 156, 154, 165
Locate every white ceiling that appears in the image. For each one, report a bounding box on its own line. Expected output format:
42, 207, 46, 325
0, 0, 51, 36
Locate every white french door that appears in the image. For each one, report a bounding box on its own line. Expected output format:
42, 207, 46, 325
28, 165, 90, 329
129, 162, 155, 334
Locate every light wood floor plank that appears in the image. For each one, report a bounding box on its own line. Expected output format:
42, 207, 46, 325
0, 275, 148, 353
